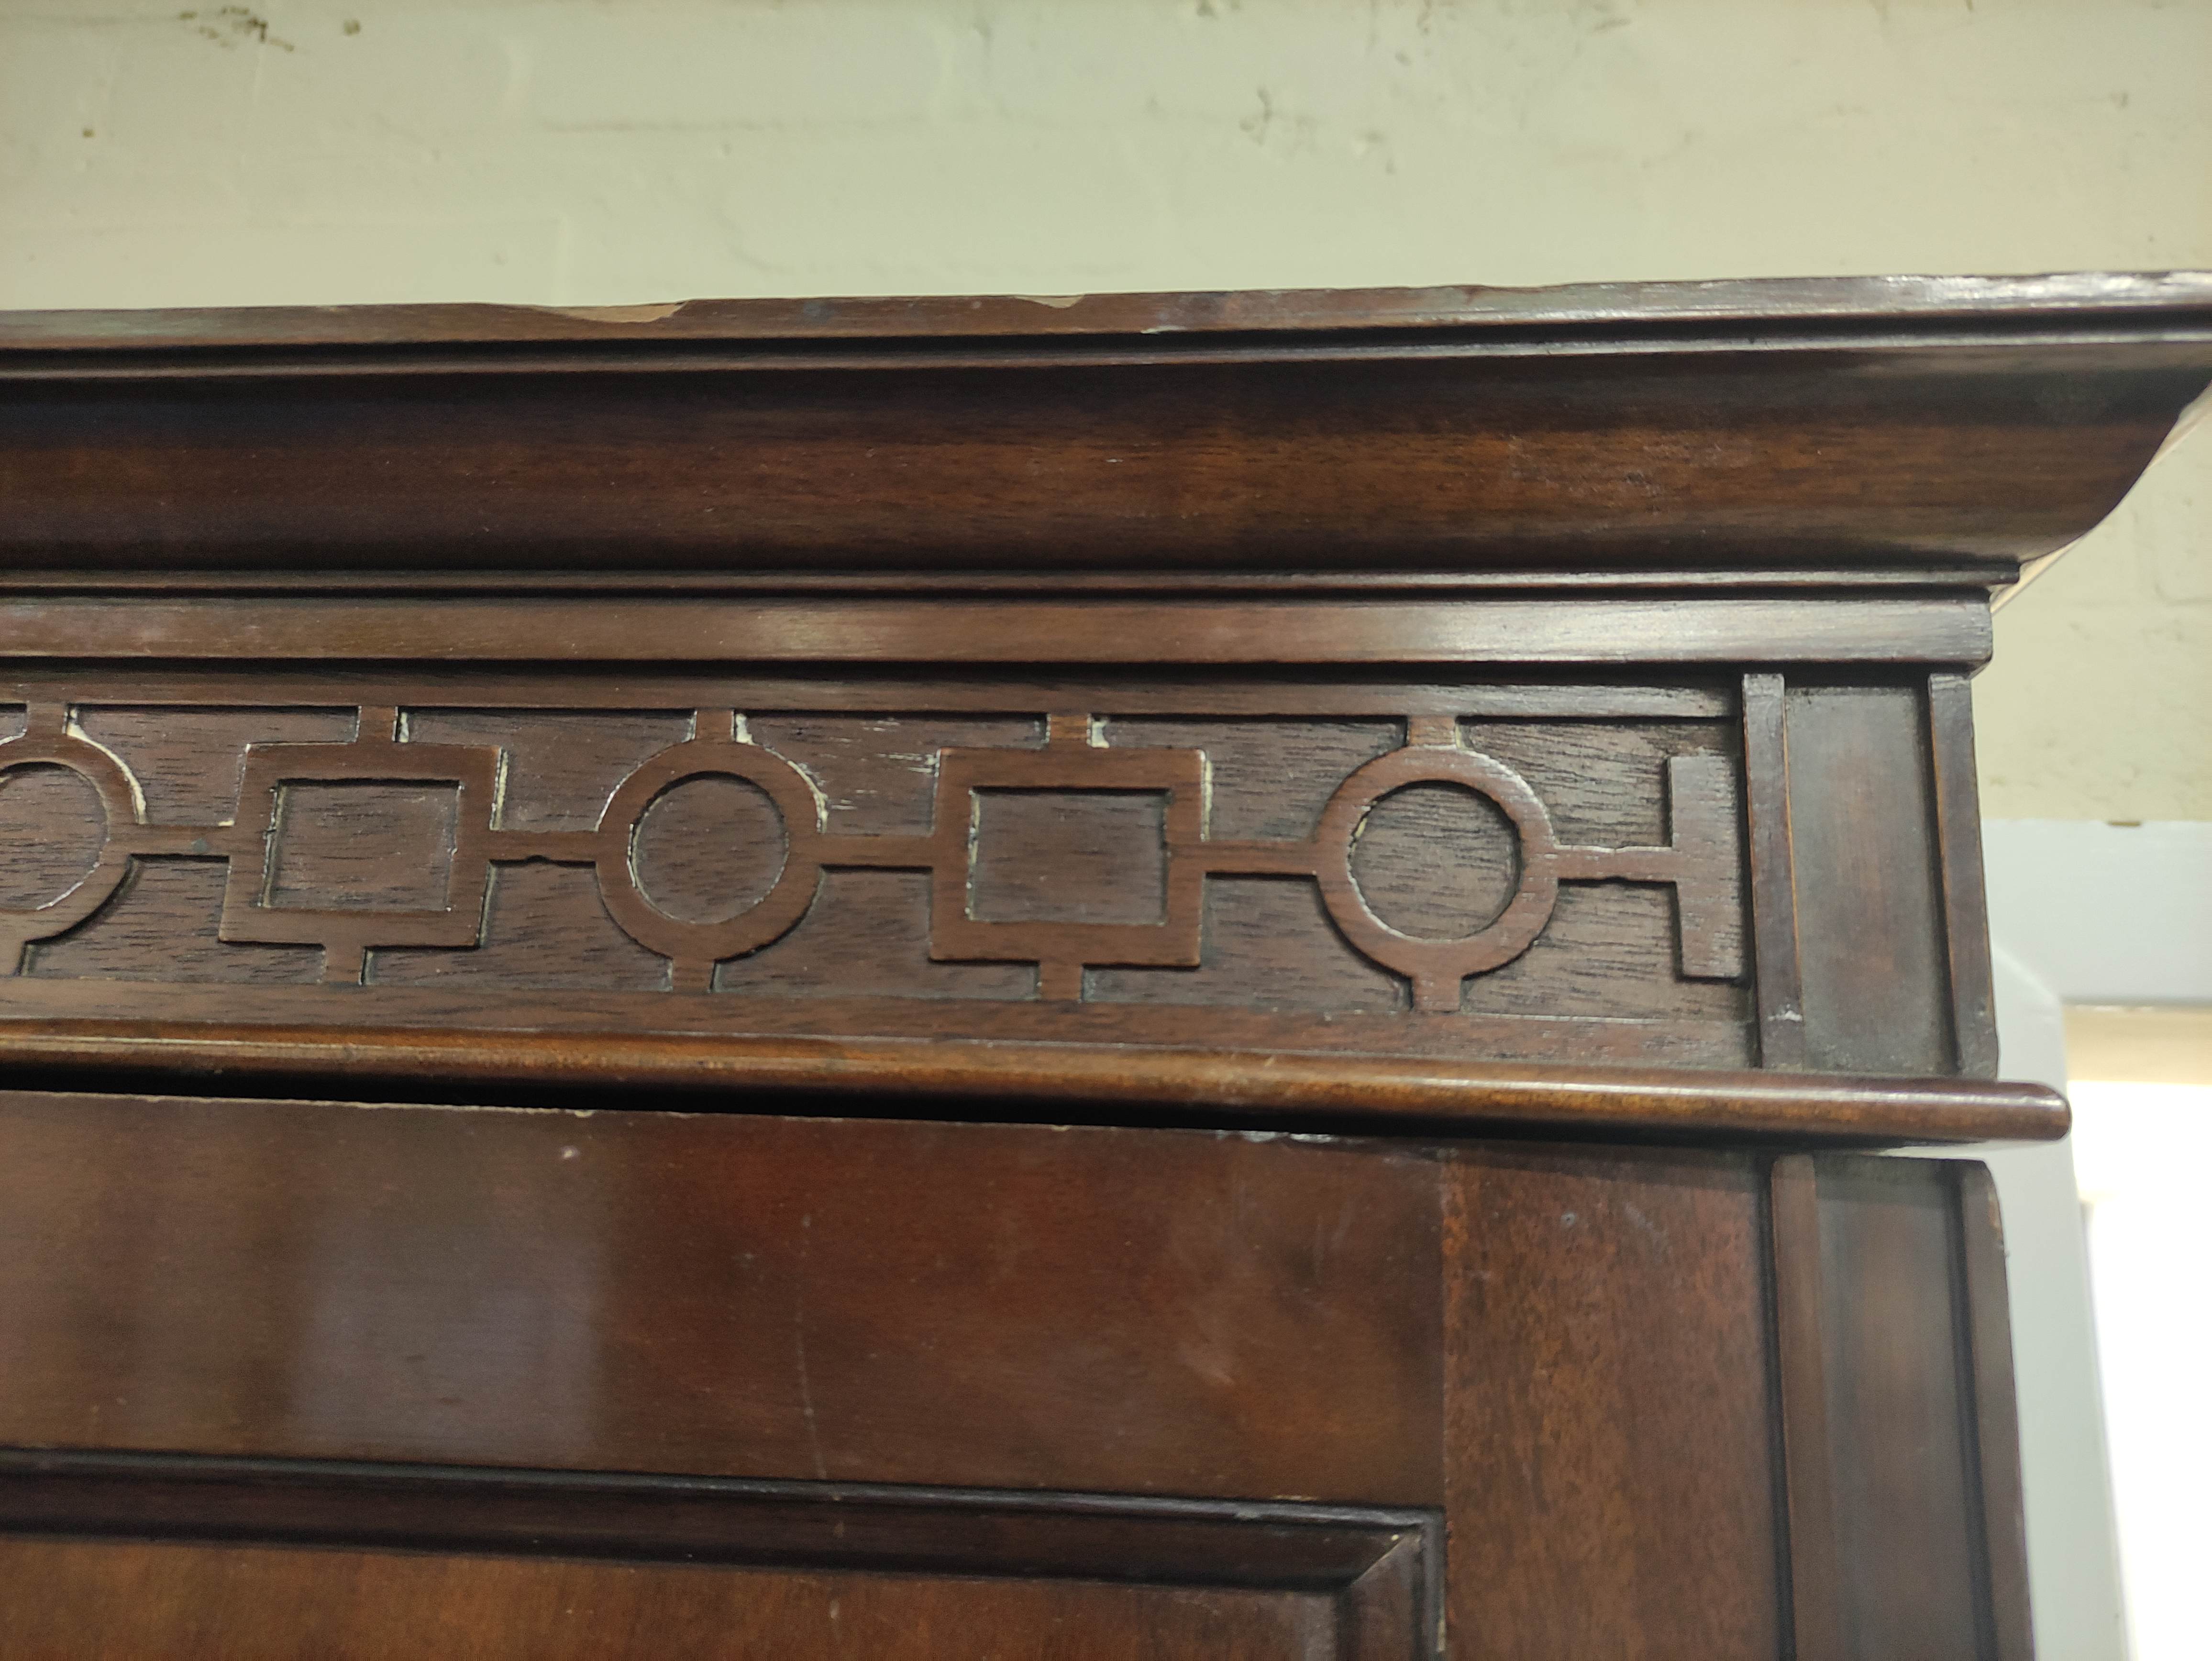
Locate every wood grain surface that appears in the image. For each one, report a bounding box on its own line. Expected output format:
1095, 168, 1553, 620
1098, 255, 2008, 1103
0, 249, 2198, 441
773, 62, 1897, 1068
0, 277, 2118, 1656
1809, 1159, 1991, 1661
1784, 684, 1953, 1076
10, 262, 2198, 1099
0, 1024, 2067, 1143
0, 1089, 2038, 1657
2, 274, 2205, 576
0, 1454, 1435, 1661
1443, 1147, 1785, 1659
0, 1089, 1444, 1502
0, 1540, 1347, 1661
0, 682, 1780, 1080
0, 667, 2044, 1104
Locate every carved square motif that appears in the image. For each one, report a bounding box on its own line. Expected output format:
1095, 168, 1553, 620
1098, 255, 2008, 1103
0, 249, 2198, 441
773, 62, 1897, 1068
220, 736, 502, 973
927, 742, 1206, 992
969, 790, 1170, 926
267, 782, 460, 912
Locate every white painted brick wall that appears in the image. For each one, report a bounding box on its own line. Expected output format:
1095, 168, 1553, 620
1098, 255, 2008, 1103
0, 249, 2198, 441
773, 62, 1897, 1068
7, 1, 2207, 308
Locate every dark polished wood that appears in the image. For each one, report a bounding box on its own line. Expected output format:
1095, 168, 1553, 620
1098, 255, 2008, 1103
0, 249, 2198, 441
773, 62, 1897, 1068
0, 1091, 1441, 1497
1771, 1156, 1850, 1661
0, 1019, 2064, 1144
1785, 1157, 2027, 1661
3, 273, 2207, 577
0, 1454, 1438, 1661
1740, 672, 1807, 1070
1, 1088, 2028, 1659
0, 1476, 1429, 1661
0, 278, 2204, 1098
1, 274, 2188, 1656
1928, 675, 2001, 1080
0, 1452, 1436, 1594
1444, 1146, 1784, 1655
1955, 1164, 2035, 1661
0, 668, 1986, 1085
0, 1543, 1351, 1661
1783, 683, 1954, 1075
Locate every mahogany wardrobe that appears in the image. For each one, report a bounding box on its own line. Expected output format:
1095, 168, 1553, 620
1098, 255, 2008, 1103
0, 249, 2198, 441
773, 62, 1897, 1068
1, 273, 2208, 1659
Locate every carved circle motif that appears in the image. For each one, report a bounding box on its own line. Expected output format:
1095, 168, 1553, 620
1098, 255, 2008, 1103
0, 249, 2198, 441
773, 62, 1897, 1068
0, 766, 105, 908
1348, 781, 1521, 940
0, 729, 140, 948
1315, 746, 1559, 1008
593, 738, 825, 964
632, 775, 790, 924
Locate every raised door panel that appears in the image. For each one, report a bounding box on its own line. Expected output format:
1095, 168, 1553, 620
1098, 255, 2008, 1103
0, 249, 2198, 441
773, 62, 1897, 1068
0, 1091, 1441, 1501
0, 1462, 1432, 1661
0, 1092, 2031, 1659
0, 1547, 1343, 1661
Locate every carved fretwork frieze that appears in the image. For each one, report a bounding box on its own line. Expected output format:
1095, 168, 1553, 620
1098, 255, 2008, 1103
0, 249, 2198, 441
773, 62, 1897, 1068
0, 684, 1749, 1060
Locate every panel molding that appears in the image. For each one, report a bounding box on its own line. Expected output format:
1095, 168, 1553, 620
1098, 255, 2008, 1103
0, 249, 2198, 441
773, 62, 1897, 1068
0, 596, 1995, 665
0, 1450, 1442, 1661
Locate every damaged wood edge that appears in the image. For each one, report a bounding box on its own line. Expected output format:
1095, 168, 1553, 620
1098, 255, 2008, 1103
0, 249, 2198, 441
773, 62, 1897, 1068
0, 1020, 2070, 1146
6, 270, 2210, 356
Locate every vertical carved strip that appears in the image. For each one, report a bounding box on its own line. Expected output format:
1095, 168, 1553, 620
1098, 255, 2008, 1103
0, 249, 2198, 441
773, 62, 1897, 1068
1769, 1154, 1844, 1661
1666, 752, 1747, 981
1742, 675, 1806, 1068
1952, 1163, 2037, 1661
1928, 674, 2000, 1078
